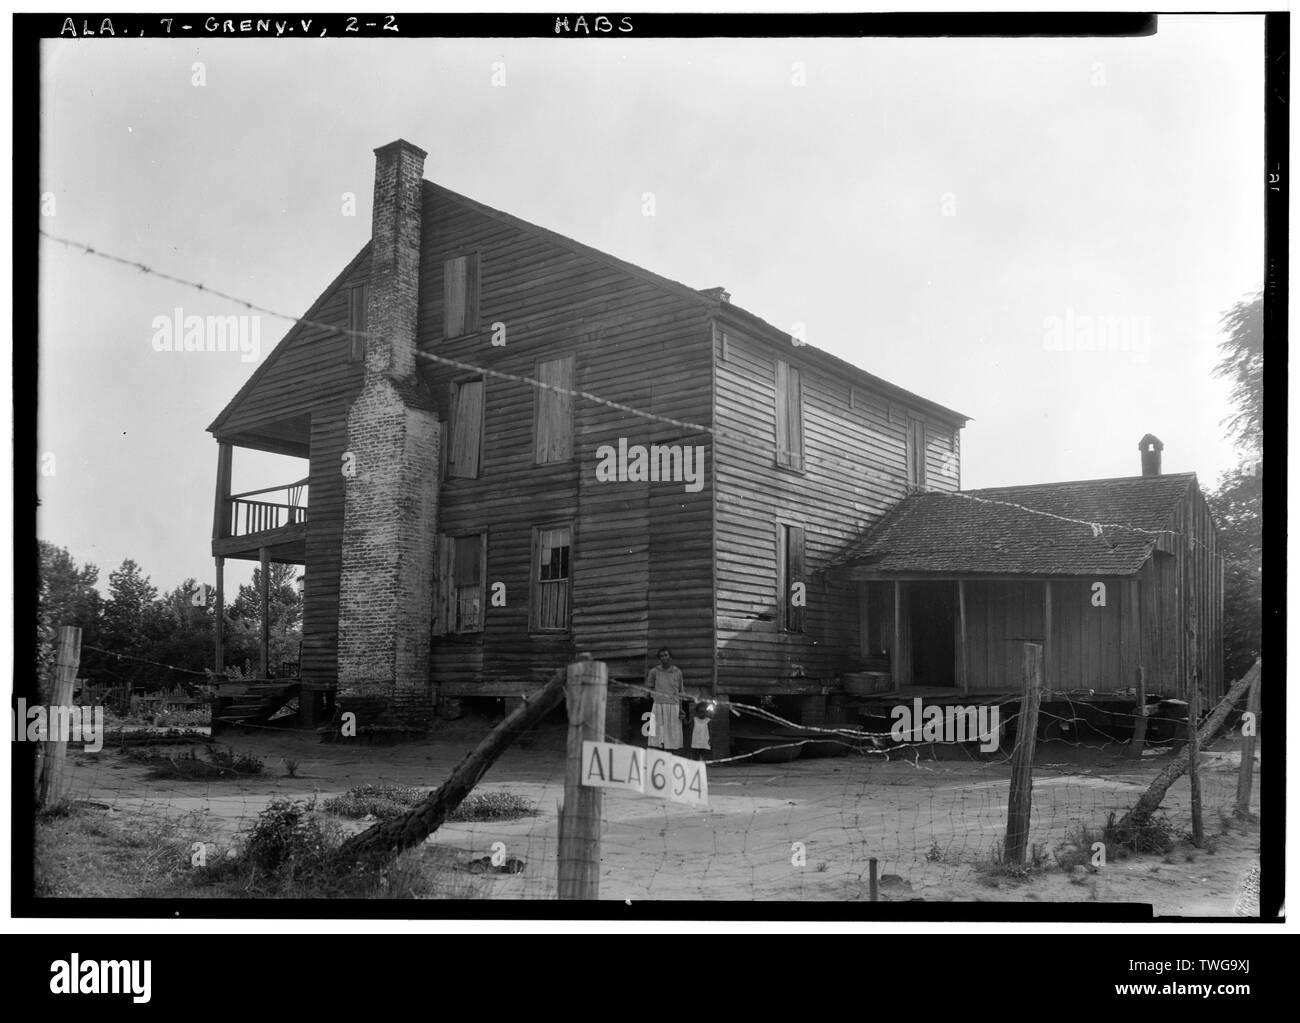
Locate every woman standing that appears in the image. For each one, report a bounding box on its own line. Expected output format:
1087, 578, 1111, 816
645, 646, 685, 751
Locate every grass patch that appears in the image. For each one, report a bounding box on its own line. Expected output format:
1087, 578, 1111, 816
321, 786, 536, 824
322, 783, 423, 821
1053, 823, 1114, 872
34, 804, 203, 898
447, 791, 536, 822
1104, 811, 1183, 855
33, 800, 485, 900
133, 745, 265, 780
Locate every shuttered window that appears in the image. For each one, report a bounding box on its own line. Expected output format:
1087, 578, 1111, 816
774, 359, 804, 470
448, 379, 484, 479
443, 254, 480, 338
906, 418, 927, 489
433, 533, 486, 635
532, 524, 572, 632
347, 284, 368, 362
534, 355, 574, 463
779, 523, 806, 633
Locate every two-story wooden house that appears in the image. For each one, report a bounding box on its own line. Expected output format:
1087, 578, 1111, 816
208, 140, 1221, 752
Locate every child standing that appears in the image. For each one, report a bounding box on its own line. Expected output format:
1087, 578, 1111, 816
688, 700, 714, 760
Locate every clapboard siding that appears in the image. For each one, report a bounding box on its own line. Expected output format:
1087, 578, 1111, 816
713, 320, 965, 691
213, 248, 370, 443
300, 411, 348, 687
420, 187, 714, 691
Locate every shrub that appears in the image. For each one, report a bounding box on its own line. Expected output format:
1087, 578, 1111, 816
446, 791, 536, 822
323, 783, 423, 821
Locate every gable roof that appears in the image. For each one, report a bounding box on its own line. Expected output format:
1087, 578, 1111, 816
428, 181, 970, 426
833, 472, 1200, 577
207, 242, 371, 434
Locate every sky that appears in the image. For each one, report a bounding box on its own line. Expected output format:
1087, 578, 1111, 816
37, 16, 1266, 596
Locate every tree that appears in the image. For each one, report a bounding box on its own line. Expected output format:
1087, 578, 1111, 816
37, 541, 103, 686
100, 559, 162, 686
1213, 290, 1263, 454
1207, 289, 1263, 683
148, 578, 218, 680
226, 563, 303, 676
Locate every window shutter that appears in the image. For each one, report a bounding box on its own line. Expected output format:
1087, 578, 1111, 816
432, 534, 455, 637
444, 256, 467, 337
448, 380, 484, 478
774, 360, 790, 466
348, 284, 368, 361
788, 366, 803, 470
535, 356, 574, 463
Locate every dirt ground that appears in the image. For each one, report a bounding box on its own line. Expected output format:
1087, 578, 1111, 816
52, 720, 1262, 913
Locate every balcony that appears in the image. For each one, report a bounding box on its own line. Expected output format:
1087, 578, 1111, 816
212, 476, 309, 562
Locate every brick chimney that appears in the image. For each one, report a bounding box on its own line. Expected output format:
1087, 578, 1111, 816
1139, 433, 1163, 477
336, 139, 440, 729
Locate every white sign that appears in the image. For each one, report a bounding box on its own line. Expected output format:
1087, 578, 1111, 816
581, 741, 646, 794
581, 742, 708, 806
645, 748, 709, 806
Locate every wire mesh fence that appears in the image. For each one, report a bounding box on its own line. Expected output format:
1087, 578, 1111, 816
30, 667, 1262, 911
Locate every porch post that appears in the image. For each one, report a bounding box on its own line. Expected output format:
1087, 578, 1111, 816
259, 546, 270, 678
958, 580, 968, 694
212, 442, 232, 541
214, 556, 225, 674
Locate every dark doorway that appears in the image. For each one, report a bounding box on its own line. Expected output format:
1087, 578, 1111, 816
910, 581, 957, 687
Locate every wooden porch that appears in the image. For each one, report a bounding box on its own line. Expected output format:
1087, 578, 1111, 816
210, 438, 308, 680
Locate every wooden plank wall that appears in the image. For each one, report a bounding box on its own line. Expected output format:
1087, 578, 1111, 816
1046, 578, 1125, 691
418, 187, 715, 692
215, 250, 370, 441
960, 581, 1045, 691
712, 320, 963, 692
300, 411, 348, 687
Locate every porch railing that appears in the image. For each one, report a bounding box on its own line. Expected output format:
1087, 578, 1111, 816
225, 478, 309, 538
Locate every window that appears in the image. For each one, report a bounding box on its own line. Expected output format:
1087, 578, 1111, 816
443, 253, 480, 338
433, 533, 486, 635
906, 418, 927, 489
774, 359, 804, 470
347, 283, 368, 362
534, 355, 574, 463
532, 524, 572, 632
447, 378, 484, 479
778, 523, 806, 633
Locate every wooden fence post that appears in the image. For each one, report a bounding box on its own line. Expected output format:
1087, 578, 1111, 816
1234, 670, 1260, 817
38, 626, 82, 809
557, 657, 607, 900
868, 857, 879, 902
1189, 678, 1203, 846
1126, 666, 1147, 757
1004, 642, 1043, 866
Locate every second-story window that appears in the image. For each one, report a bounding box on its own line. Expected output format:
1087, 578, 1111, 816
443, 253, 480, 338
448, 378, 484, 479
906, 417, 927, 489
347, 283, 368, 362
534, 355, 574, 463
774, 359, 804, 470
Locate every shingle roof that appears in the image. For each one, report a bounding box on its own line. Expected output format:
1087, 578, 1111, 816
833, 473, 1199, 577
